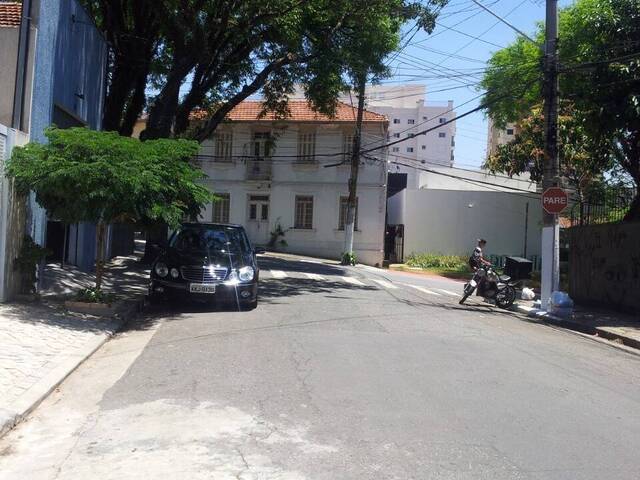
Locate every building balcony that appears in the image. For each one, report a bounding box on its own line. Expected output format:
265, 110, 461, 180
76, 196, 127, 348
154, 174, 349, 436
246, 158, 273, 180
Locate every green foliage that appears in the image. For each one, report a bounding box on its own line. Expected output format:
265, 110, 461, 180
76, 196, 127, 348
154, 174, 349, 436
82, 0, 447, 139
15, 235, 51, 294
480, 0, 640, 219
341, 252, 357, 266
268, 221, 288, 248
484, 106, 610, 193
6, 127, 212, 228
405, 253, 468, 270
76, 287, 116, 304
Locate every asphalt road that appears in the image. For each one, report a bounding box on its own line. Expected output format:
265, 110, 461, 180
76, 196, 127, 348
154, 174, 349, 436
1, 253, 639, 480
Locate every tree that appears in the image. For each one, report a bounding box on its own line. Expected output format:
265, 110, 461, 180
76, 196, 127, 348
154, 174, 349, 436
333, 1, 445, 262
6, 127, 212, 292
480, 0, 640, 220
83, 0, 446, 141
485, 105, 612, 223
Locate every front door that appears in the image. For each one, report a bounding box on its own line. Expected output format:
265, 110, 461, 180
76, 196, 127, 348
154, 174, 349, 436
246, 194, 270, 245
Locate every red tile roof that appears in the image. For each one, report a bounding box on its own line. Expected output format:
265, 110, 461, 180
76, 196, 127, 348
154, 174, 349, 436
0, 2, 21, 27
191, 100, 387, 123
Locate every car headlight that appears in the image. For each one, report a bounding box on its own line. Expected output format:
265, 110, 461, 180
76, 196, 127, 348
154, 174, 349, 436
238, 266, 254, 282
155, 262, 169, 277
170, 268, 180, 279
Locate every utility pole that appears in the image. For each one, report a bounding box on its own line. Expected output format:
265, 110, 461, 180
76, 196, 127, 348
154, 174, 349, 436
343, 73, 367, 263
541, 0, 560, 308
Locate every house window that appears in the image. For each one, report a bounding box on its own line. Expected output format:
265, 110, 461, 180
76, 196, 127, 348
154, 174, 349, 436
506, 128, 514, 135
297, 130, 316, 162
343, 132, 355, 161
407, 119, 415, 124
212, 193, 230, 223
439, 117, 446, 124
407, 147, 414, 153
393, 133, 400, 138
253, 131, 273, 157
393, 118, 401, 124
421, 145, 426, 150
339, 196, 358, 230
214, 131, 233, 162
439, 132, 446, 138
294, 196, 314, 229
392, 147, 400, 152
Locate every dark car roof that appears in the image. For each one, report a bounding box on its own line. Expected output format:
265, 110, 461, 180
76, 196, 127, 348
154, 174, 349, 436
181, 222, 244, 229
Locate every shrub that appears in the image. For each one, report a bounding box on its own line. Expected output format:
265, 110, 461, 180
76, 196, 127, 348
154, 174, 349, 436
405, 253, 468, 270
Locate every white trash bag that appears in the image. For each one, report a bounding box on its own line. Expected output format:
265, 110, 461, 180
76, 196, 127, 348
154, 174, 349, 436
521, 287, 536, 301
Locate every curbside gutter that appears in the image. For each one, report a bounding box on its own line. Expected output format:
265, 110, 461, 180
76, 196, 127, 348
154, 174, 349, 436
515, 304, 640, 354
0, 297, 145, 439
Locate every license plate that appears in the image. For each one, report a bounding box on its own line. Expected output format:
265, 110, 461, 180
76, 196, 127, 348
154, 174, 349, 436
189, 283, 216, 294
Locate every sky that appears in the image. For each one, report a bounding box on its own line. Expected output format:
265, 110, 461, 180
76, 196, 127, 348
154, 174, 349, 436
382, 0, 573, 170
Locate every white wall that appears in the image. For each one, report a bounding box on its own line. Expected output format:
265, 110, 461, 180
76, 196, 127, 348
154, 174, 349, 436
400, 189, 542, 260
197, 121, 388, 266
418, 166, 536, 192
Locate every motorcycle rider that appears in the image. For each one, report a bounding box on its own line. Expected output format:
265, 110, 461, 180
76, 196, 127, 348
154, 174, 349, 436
469, 239, 492, 296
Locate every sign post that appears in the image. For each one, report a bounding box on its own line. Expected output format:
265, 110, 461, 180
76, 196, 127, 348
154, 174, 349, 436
541, 0, 560, 311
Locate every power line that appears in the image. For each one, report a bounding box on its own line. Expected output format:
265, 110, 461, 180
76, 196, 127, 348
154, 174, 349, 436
470, 0, 539, 46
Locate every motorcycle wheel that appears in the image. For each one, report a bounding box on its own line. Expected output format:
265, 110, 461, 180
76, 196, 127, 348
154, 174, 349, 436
495, 285, 516, 309
459, 283, 474, 305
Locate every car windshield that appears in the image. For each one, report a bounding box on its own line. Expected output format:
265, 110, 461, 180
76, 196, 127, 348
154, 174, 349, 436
169, 225, 250, 255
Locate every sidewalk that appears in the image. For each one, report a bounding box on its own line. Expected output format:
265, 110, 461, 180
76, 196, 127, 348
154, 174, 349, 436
0, 254, 148, 437
516, 301, 640, 351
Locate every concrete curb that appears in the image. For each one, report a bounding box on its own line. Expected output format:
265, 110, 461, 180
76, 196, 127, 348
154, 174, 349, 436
0, 297, 145, 439
515, 304, 640, 353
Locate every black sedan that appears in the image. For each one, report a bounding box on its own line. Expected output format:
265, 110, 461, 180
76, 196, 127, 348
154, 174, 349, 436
149, 223, 263, 309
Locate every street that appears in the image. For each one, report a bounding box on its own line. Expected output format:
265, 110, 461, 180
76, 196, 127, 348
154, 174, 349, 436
1, 254, 639, 480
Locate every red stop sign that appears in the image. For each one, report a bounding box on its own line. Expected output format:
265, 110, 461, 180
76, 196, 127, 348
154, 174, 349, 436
542, 187, 569, 214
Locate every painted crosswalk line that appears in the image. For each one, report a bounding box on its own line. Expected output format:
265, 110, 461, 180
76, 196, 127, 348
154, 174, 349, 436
405, 284, 442, 296
270, 270, 288, 279
436, 289, 460, 297
371, 279, 399, 289
304, 273, 326, 281
341, 276, 365, 286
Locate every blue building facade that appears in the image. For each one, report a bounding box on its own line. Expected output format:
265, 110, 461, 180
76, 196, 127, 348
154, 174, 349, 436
27, 0, 110, 271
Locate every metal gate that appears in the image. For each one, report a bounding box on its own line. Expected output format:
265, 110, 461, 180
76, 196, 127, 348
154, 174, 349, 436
384, 224, 404, 264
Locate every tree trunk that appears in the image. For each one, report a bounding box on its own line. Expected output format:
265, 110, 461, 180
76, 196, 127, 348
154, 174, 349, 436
120, 66, 151, 136
621, 134, 640, 222
142, 58, 193, 140
95, 220, 107, 291
342, 73, 367, 263
624, 193, 640, 222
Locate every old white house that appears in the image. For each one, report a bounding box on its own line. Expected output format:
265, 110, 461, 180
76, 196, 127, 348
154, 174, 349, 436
195, 100, 389, 266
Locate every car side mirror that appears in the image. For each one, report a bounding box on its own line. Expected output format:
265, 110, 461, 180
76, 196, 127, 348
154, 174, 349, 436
254, 246, 266, 255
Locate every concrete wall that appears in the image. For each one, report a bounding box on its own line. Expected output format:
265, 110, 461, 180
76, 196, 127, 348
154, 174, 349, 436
418, 167, 536, 192
569, 222, 640, 313
197, 122, 388, 266
0, 22, 36, 131
0, 27, 19, 127
0, 124, 29, 301
399, 189, 543, 259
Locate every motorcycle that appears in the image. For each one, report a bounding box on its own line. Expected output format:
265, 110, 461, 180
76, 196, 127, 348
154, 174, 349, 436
459, 264, 517, 309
